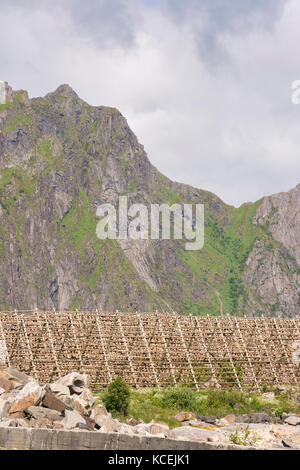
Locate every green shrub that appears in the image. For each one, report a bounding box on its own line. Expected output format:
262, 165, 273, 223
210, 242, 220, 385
159, 386, 198, 411
207, 389, 248, 408
103, 377, 130, 415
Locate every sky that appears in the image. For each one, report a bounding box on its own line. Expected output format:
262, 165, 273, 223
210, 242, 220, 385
0, 0, 300, 206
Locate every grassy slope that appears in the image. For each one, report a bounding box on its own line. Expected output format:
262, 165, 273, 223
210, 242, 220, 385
175, 199, 285, 316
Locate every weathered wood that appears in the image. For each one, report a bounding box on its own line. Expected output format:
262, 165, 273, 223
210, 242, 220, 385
0, 310, 299, 390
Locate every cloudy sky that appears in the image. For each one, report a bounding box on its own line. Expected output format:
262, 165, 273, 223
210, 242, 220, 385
1, 0, 300, 206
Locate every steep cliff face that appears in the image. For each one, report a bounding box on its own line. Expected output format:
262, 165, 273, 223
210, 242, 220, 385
0, 83, 299, 316
243, 186, 300, 317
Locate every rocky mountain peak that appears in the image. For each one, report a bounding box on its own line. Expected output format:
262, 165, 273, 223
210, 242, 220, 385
0, 84, 299, 316
46, 83, 80, 101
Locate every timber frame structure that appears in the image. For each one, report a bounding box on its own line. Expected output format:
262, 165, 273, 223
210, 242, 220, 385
0, 310, 299, 391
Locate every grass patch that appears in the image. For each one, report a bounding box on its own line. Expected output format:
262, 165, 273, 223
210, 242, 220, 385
0, 168, 37, 214
93, 385, 300, 427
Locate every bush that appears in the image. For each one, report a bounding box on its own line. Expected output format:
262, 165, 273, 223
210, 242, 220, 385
159, 386, 198, 411
207, 389, 248, 409
103, 377, 130, 415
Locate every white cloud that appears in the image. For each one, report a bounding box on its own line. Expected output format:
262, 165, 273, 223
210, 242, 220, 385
0, 0, 299, 206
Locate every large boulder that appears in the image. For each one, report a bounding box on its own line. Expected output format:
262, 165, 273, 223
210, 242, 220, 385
24, 406, 63, 421
56, 394, 90, 416
90, 404, 109, 422
117, 423, 135, 435
170, 426, 225, 443
198, 416, 217, 425
95, 414, 121, 433
223, 414, 236, 425
0, 376, 13, 393
235, 412, 275, 424
55, 373, 89, 395
42, 391, 66, 413
284, 415, 300, 426
48, 383, 70, 397
2, 368, 36, 388
60, 409, 86, 430
9, 382, 43, 414
134, 421, 169, 437
79, 388, 95, 409
68, 395, 90, 416
174, 412, 193, 422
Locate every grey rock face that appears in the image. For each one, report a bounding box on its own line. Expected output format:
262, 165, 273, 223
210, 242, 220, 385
0, 83, 299, 316
24, 406, 62, 421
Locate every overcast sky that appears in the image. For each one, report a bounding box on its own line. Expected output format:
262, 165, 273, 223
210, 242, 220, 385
1, 0, 300, 206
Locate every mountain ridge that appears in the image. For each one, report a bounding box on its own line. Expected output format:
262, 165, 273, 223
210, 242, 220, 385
0, 83, 299, 317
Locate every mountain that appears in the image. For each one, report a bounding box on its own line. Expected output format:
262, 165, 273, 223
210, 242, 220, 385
0, 83, 299, 316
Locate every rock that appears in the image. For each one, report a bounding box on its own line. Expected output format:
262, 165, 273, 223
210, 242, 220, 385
0, 418, 18, 427
32, 418, 53, 429
127, 417, 143, 426
53, 421, 64, 430
261, 392, 276, 401
48, 383, 70, 396
0, 417, 29, 428
95, 414, 120, 433
24, 406, 63, 421
81, 416, 96, 431
271, 423, 300, 446
76, 422, 93, 431
9, 382, 43, 414
170, 426, 224, 443
223, 414, 236, 424
42, 391, 66, 413
3, 368, 36, 387
0, 387, 5, 395
0, 376, 13, 393
60, 409, 86, 430
118, 423, 135, 435
90, 404, 109, 422
233, 403, 241, 410
16, 418, 30, 428
0, 396, 15, 419
0, 397, 5, 418
79, 388, 95, 408
134, 421, 169, 437
57, 393, 91, 416
282, 440, 300, 449
284, 415, 300, 426
236, 412, 274, 424
0, 389, 19, 400
217, 418, 229, 427
55, 394, 73, 409
197, 416, 217, 425
189, 419, 208, 426
55, 373, 89, 395
69, 395, 90, 416
174, 412, 193, 422
93, 412, 112, 428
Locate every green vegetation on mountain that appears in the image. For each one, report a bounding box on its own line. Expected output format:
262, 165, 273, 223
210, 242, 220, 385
0, 82, 299, 316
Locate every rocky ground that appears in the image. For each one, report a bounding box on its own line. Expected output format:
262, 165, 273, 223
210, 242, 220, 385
0, 368, 300, 450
